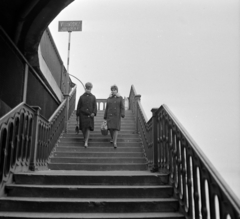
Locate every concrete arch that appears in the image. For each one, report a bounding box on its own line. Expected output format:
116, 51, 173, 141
0, 0, 74, 66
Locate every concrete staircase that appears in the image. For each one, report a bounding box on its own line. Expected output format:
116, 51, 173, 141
0, 110, 185, 219
49, 110, 148, 171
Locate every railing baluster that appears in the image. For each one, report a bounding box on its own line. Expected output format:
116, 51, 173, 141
186, 148, 193, 218
201, 169, 209, 219
29, 106, 41, 171
151, 108, 158, 172
168, 120, 174, 184
181, 138, 187, 210
193, 158, 201, 219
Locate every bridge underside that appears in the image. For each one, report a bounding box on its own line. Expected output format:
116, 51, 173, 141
0, 0, 74, 67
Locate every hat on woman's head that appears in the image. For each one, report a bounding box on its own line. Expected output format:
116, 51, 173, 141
110, 85, 118, 92
85, 82, 93, 90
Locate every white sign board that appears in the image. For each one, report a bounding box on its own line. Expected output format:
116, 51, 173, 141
58, 21, 82, 32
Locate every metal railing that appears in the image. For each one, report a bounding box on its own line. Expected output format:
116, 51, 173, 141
0, 86, 76, 195
129, 85, 240, 219
96, 99, 107, 111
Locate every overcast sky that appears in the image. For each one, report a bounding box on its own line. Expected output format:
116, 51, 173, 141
49, 0, 240, 199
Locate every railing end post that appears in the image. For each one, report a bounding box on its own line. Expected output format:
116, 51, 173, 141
29, 106, 41, 172
29, 165, 37, 171
134, 95, 141, 101
151, 107, 159, 172
151, 108, 158, 114
32, 106, 41, 114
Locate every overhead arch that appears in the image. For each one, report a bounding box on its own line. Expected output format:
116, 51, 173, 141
0, 0, 74, 66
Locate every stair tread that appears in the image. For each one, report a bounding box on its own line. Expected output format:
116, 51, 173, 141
50, 156, 146, 157
54, 150, 143, 151
0, 212, 185, 218
0, 197, 178, 201
7, 184, 171, 188
15, 170, 167, 176
49, 163, 148, 165
56, 146, 143, 149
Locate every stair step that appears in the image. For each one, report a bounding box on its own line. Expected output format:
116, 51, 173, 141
0, 212, 186, 219
6, 184, 173, 198
59, 138, 142, 143
68, 125, 136, 129
71, 114, 134, 117
67, 129, 136, 132
55, 147, 143, 152
66, 130, 137, 134
58, 142, 142, 147
0, 197, 179, 213
69, 119, 135, 122
91, 119, 135, 122
50, 158, 147, 164
48, 163, 148, 171
92, 120, 134, 124
61, 133, 140, 138
53, 152, 144, 158
13, 171, 169, 185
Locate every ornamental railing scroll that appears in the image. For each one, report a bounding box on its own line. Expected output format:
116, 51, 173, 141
129, 85, 240, 219
0, 85, 76, 195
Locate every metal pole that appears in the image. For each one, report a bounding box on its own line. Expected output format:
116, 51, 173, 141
65, 31, 72, 94
67, 31, 71, 76
68, 73, 85, 92
64, 31, 72, 133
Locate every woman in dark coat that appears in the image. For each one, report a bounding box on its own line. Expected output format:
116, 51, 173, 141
76, 82, 97, 148
104, 85, 125, 148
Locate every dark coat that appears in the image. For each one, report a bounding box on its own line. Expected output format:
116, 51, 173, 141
76, 92, 97, 131
104, 95, 125, 131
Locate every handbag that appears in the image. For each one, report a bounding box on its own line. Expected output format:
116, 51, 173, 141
100, 120, 108, 136
75, 117, 79, 134
75, 125, 79, 134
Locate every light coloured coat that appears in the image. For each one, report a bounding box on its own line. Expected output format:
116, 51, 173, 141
104, 95, 125, 130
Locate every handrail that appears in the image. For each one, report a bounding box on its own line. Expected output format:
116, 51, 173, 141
0, 102, 35, 195
48, 99, 66, 122
129, 85, 240, 219
162, 104, 240, 210
30, 85, 77, 170
0, 85, 77, 195
48, 86, 76, 121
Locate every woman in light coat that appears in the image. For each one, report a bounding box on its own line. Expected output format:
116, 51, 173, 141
104, 85, 125, 148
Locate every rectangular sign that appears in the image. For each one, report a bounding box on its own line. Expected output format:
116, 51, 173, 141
58, 21, 82, 32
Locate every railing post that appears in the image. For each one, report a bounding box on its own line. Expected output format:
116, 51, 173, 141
29, 106, 41, 171
134, 95, 141, 134
151, 108, 158, 172
64, 94, 70, 133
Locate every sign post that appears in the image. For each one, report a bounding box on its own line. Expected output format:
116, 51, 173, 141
59, 21, 82, 133
58, 20, 82, 92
